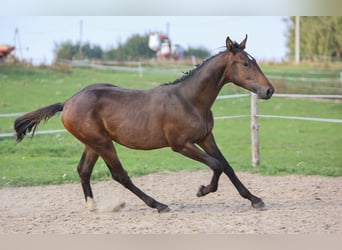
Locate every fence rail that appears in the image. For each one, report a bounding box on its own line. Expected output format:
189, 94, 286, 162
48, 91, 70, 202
0, 112, 25, 118
1, 94, 342, 166
56, 59, 342, 86
273, 93, 342, 99
1, 93, 341, 137
0, 129, 66, 138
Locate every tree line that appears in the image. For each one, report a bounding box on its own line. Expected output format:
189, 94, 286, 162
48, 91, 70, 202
54, 34, 210, 61
55, 17, 342, 63
285, 16, 342, 61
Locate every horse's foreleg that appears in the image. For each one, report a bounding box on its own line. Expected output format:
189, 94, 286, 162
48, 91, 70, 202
200, 133, 265, 209
77, 147, 99, 211
221, 159, 265, 209
175, 135, 265, 209
172, 141, 223, 197
196, 169, 222, 197
196, 134, 223, 196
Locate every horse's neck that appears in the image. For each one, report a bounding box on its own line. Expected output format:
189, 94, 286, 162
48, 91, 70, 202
180, 53, 227, 111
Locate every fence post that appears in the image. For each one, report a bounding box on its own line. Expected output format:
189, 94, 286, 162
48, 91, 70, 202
138, 62, 143, 77
251, 93, 260, 166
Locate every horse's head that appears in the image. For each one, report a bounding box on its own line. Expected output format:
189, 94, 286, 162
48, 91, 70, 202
224, 35, 274, 100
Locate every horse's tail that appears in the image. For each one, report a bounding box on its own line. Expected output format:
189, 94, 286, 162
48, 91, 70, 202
14, 102, 64, 142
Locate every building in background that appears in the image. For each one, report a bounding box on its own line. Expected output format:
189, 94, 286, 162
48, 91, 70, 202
148, 33, 184, 60
0, 44, 15, 62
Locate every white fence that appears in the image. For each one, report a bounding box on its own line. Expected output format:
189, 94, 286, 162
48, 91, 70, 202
58, 59, 342, 87
2, 93, 342, 167
247, 93, 342, 166
216, 93, 342, 124
61, 59, 144, 77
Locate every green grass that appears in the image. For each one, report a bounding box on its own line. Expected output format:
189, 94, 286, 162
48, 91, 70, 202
261, 63, 342, 94
0, 63, 341, 187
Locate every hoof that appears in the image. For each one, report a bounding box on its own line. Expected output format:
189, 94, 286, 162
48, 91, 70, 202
196, 185, 206, 197
157, 205, 171, 213
252, 199, 266, 210
86, 197, 97, 212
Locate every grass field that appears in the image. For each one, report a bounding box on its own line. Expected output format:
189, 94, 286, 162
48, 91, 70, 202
0, 63, 341, 187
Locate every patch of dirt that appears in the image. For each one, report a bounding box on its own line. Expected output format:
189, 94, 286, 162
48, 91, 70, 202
1, 170, 341, 234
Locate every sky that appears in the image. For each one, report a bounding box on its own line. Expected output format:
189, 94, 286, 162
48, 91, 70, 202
1, 16, 289, 65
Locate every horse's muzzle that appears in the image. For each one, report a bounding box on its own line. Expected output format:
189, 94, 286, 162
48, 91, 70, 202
265, 86, 274, 99
258, 86, 274, 100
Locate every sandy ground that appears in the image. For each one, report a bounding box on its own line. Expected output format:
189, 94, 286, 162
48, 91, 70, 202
1, 170, 342, 234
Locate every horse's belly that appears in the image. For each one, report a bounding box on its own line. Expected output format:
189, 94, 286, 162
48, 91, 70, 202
113, 132, 169, 150
109, 126, 168, 150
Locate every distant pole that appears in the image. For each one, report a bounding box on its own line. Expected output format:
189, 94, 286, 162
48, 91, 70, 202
79, 19, 83, 59
14, 28, 23, 60
295, 16, 300, 64
251, 93, 260, 166
166, 22, 170, 37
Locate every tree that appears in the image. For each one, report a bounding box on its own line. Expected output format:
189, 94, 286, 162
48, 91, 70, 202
103, 33, 211, 61
54, 41, 103, 60
81, 43, 103, 59
54, 41, 78, 60
104, 34, 155, 61
184, 46, 211, 59
285, 16, 342, 61
54, 34, 212, 62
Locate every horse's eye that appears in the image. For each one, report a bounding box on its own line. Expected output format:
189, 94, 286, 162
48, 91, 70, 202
243, 62, 249, 67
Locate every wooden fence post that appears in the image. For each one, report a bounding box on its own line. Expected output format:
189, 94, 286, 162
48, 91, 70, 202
251, 93, 260, 166
138, 62, 143, 77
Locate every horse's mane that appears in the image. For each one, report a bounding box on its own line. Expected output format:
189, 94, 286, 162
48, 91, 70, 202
163, 50, 226, 86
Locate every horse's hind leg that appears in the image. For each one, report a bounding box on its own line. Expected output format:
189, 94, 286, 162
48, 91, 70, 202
94, 141, 170, 213
77, 146, 99, 211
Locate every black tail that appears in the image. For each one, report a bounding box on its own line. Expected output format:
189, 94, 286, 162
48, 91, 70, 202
14, 102, 64, 142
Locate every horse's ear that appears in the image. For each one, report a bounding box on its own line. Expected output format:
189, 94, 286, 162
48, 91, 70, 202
239, 34, 248, 50
226, 36, 234, 51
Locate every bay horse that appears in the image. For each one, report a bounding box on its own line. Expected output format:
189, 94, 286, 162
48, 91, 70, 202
14, 35, 274, 213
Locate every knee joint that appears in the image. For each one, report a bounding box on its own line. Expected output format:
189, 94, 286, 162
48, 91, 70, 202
78, 167, 92, 180
112, 172, 131, 186
210, 159, 223, 171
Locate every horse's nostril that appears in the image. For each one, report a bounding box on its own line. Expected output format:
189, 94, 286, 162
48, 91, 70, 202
266, 87, 274, 99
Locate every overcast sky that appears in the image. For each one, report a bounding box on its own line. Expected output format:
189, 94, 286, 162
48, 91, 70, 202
1, 16, 288, 64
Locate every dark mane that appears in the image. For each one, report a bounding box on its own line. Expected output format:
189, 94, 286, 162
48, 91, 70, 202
163, 50, 226, 86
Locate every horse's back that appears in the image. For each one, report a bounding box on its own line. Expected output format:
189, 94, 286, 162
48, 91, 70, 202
64, 83, 145, 110
61, 83, 169, 149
